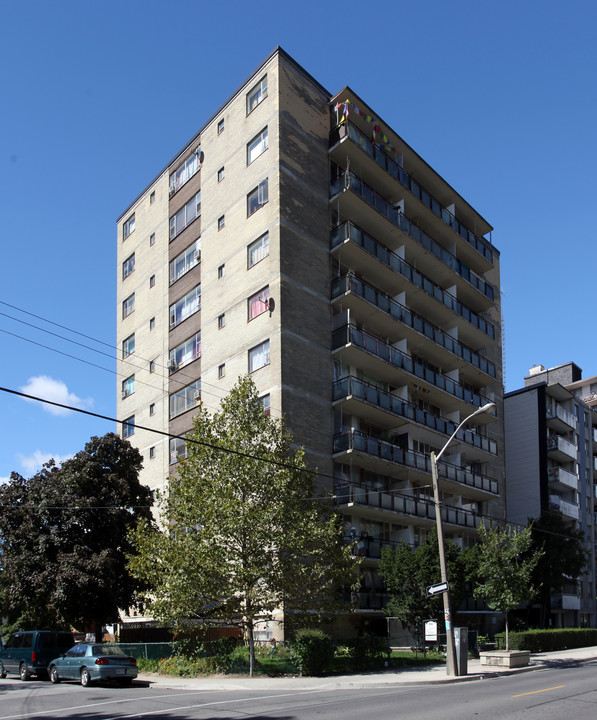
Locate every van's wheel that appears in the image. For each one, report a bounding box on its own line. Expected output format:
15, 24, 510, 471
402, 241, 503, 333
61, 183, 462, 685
49, 666, 60, 684
0, 661, 6, 679
80, 667, 92, 687
19, 663, 31, 681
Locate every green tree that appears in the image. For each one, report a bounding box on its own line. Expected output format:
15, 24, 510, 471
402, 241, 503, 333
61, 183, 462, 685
529, 514, 586, 627
0, 433, 153, 637
129, 376, 358, 675
473, 524, 542, 650
378, 527, 467, 634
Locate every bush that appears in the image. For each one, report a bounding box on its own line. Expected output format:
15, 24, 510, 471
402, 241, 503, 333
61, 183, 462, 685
205, 637, 238, 673
495, 628, 597, 652
344, 634, 391, 670
289, 629, 335, 676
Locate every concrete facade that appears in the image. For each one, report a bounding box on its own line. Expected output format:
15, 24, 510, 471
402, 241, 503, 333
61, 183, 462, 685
116, 48, 505, 636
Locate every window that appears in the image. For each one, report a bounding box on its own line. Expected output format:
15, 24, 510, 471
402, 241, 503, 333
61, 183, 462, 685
248, 232, 269, 267
248, 286, 269, 320
122, 293, 135, 318
170, 284, 201, 327
170, 191, 201, 239
169, 331, 201, 370
122, 334, 135, 358
247, 179, 268, 216
123, 213, 135, 239
150, 191, 155, 204
247, 75, 267, 114
150, 316, 155, 330
169, 379, 201, 418
170, 239, 200, 284
149, 403, 155, 416
150, 274, 156, 288
170, 437, 187, 463
218, 215, 225, 230
122, 375, 135, 398
218, 363, 226, 379
149, 359, 156, 373
247, 127, 268, 164
123, 415, 135, 438
218, 313, 226, 329
122, 253, 135, 279
218, 263, 226, 279
260, 394, 271, 416
150, 232, 155, 246
169, 148, 200, 195
218, 166, 225, 182
149, 446, 155, 459
217, 118, 225, 134
249, 339, 270, 373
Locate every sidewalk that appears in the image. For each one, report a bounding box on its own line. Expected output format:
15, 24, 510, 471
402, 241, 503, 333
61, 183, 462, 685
138, 645, 597, 691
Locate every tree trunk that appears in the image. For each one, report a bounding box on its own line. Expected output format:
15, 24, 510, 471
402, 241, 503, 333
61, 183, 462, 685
248, 621, 255, 677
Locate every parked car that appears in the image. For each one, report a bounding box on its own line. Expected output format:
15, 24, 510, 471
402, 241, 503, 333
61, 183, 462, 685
48, 644, 138, 686
0, 630, 75, 680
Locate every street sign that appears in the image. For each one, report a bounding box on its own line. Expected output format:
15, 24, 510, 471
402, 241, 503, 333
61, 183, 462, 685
426, 581, 449, 596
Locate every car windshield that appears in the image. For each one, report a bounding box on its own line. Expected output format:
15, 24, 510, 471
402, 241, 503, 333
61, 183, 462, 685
91, 645, 127, 656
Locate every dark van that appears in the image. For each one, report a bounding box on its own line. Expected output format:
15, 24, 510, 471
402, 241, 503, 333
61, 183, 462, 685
0, 631, 75, 680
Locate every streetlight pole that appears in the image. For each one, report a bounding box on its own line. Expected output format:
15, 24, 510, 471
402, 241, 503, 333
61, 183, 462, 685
431, 402, 496, 676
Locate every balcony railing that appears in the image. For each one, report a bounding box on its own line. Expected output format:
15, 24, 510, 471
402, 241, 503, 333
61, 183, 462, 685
332, 323, 492, 408
332, 121, 494, 264
547, 434, 577, 460
330, 170, 495, 309
333, 376, 497, 456
335, 480, 485, 529
549, 495, 580, 520
332, 269, 495, 353
332, 222, 496, 372
334, 429, 498, 494
547, 467, 578, 491
546, 404, 577, 429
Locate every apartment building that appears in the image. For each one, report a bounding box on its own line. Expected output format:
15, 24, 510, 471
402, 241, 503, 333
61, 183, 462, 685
116, 47, 505, 637
504, 362, 597, 627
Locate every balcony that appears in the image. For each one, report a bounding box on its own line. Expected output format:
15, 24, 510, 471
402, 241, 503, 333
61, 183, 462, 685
549, 495, 580, 520
335, 480, 484, 530
332, 323, 492, 411
550, 593, 580, 611
547, 433, 577, 462
330, 120, 494, 267
546, 404, 577, 432
333, 376, 497, 457
330, 170, 496, 310
332, 271, 494, 364
333, 429, 498, 496
548, 467, 578, 492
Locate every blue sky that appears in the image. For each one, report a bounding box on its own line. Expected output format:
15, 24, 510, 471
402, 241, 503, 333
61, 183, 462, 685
1, 0, 595, 482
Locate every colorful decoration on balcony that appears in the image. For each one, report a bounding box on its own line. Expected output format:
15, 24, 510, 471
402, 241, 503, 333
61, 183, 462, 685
334, 99, 397, 156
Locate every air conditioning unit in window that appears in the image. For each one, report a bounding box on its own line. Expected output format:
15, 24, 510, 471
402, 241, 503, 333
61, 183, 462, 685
167, 359, 178, 371
193, 391, 201, 401
169, 184, 176, 197
121, 390, 128, 399
194, 250, 201, 261
170, 452, 177, 462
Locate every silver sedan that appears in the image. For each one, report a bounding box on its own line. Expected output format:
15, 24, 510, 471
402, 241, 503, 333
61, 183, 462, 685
48, 644, 138, 686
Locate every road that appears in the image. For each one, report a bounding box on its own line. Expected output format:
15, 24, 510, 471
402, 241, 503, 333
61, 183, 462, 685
0, 663, 596, 719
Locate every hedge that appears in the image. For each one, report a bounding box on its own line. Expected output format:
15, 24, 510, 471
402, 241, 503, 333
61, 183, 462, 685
495, 628, 597, 652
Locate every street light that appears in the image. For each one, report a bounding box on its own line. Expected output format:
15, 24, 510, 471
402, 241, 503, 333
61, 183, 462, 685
430, 401, 496, 676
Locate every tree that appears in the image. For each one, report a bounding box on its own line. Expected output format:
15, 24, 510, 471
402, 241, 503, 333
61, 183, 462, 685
473, 524, 542, 650
129, 376, 358, 675
0, 433, 154, 637
529, 514, 586, 627
378, 527, 467, 635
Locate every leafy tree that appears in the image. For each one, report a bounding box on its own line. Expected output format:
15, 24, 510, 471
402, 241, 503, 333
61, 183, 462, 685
379, 527, 467, 634
129, 376, 358, 675
473, 524, 542, 650
529, 514, 586, 627
0, 433, 153, 638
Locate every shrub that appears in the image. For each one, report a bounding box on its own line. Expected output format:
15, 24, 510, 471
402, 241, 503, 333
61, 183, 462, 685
289, 629, 335, 676
344, 634, 391, 669
205, 637, 238, 673
495, 628, 597, 652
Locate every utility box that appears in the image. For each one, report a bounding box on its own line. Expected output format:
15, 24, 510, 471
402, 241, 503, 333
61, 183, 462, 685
454, 627, 468, 675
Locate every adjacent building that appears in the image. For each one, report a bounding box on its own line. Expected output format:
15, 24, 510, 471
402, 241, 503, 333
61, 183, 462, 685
116, 47, 505, 638
505, 362, 597, 627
